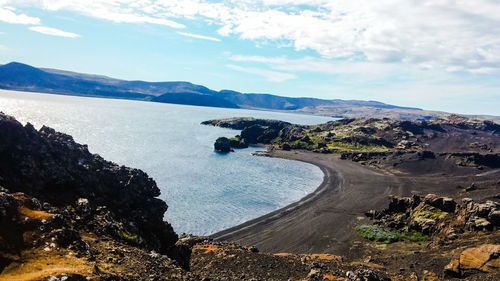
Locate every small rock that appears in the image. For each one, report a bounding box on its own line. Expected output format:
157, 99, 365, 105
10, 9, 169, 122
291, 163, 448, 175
307, 268, 320, 278
214, 137, 231, 153
488, 210, 500, 226
444, 259, 460, 277
465, 183, 477, 192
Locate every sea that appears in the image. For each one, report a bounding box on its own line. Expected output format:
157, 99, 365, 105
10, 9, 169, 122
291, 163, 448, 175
0, 90, 332, 235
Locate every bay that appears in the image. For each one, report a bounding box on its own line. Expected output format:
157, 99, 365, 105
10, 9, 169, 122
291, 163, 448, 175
0, 90, 332, 235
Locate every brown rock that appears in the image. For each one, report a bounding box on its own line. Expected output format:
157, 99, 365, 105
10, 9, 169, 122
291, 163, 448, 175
444, 259, 460, 276
459, 244, 500, 273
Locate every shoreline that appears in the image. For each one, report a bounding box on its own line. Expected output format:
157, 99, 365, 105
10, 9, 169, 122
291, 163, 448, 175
211, 149, 337, 241
211, 149, 500, 257
210, 149, 397, 257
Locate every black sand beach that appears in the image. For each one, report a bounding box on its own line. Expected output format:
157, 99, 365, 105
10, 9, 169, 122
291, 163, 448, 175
212, 150, 500, 258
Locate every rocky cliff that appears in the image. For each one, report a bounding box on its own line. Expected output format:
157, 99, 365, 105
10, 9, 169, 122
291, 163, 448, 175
0, 112, 178, 257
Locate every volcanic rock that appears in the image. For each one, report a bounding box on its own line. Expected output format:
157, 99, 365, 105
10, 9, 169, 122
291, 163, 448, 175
214, 137, 231, 153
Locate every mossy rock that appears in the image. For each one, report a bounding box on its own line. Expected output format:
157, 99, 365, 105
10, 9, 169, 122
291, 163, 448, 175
229, 136, 248, 148
120, 231, 139, 244
414, 204, 448, 221
354, 224, 429, 244
214, 137, 231, 153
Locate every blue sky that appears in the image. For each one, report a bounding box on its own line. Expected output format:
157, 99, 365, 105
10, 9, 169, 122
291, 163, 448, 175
0, 1, 499, 115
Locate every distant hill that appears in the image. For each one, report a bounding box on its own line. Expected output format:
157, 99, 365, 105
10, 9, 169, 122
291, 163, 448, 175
0, 62, 496, 121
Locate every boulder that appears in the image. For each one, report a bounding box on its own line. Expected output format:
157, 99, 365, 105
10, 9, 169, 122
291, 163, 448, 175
444, 259, 460, 277
214, 137, 231, 153
459, 244, 500, 274
423, 194, 456, 212
387, 196, 412, 213
488, 210, 500, 226
445, 244, 500, 276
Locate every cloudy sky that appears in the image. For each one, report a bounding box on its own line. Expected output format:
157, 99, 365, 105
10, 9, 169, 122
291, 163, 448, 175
0, 0, 499, 115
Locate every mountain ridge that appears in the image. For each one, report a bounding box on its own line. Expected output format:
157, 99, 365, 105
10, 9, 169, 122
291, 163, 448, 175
0, 61, 497, 121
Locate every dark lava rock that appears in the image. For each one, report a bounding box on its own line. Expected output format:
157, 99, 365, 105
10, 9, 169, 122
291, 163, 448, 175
228, 136, 248, 149
418, 151, 436, 159
49, 228, 82, 248
214, 137, 231, 153
241, 124, 281, 144
202, 118, 291, 131
465, 183, 477, 192
423, 194, 456, 212
0, 113, 178, 257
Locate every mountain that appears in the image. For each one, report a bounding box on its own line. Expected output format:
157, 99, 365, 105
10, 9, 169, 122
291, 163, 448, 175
0, 61, 494, 121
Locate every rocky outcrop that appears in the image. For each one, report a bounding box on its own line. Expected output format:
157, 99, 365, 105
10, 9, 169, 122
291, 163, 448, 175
366, 194, 499, 241
445, 244, 500, 277
213, 136, 248, 152
228, 136, 248, 148
240, 124, 282, 144
202, 117, 291, 131
214, 137, 232, 153
203, 117, 291, 145
450, 152, 500, 168
0, 187, 402, 280
0, 113, 178, 256
203, 116, 500, 155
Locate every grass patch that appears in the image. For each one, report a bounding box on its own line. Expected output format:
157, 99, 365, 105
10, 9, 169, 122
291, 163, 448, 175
354, 225, 400, 243
291, 140, 314, 150
354, 224, 429, 244
120, 231, 138, 244
402, 230, 430, 243
271, 136, 282, 144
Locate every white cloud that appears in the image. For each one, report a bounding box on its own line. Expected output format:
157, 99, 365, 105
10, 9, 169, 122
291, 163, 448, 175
0, 6, 40, 24
226, 64, 297, 82
2, 0, 500, 73
177, 31, 220, 42
29, 26, 80, 38
1, 0, 184, 28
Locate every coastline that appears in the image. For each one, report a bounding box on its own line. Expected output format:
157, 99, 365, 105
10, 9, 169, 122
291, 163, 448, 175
210, 149, 405, 257
211, 149, 336, 238
211, 149, 500, 257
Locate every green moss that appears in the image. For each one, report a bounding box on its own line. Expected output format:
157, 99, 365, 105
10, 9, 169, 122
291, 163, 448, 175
354, 225, 400, 243
402, 230, 430, 243
414, 204, 447, 221
120, 231, 138, 244
354, 224, 429, 244
270, 128, 392, 153
229, 137, 240, 142
291, 140, 314, 150
325, 141, 389, 152
271, 136, 282, 144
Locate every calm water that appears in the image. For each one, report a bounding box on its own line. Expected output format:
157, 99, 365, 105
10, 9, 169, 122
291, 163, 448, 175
0, 90, 332, 235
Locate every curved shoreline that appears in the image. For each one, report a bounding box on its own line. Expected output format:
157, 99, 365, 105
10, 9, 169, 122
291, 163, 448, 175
210, 149, 414, 256
212, 149, 500, 256
211, 150, 338, 241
